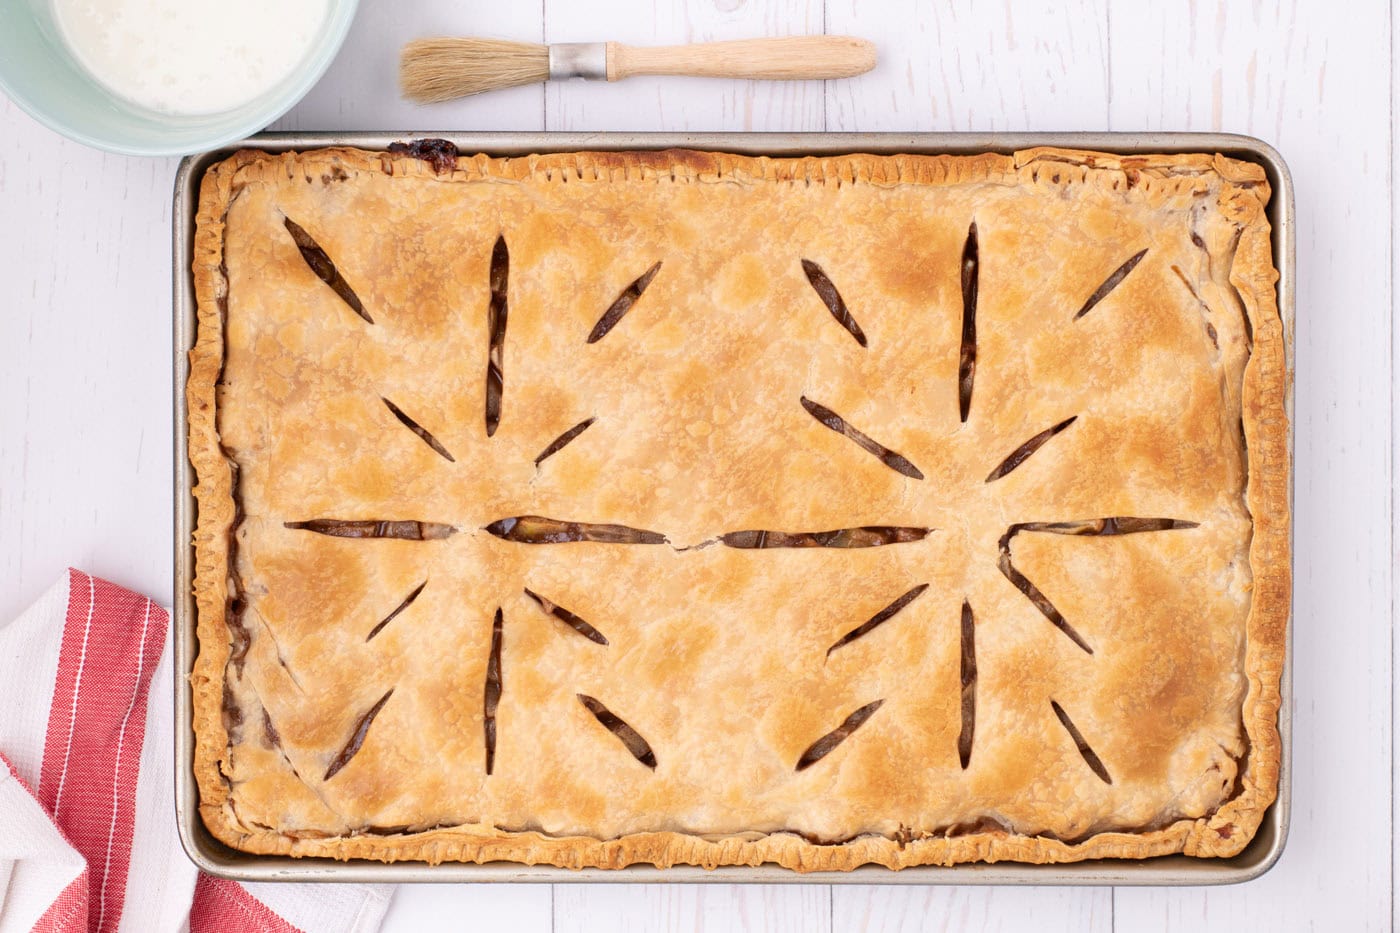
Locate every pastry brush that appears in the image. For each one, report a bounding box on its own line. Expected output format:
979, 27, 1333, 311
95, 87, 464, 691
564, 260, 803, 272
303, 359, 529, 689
400, 36, 876, 103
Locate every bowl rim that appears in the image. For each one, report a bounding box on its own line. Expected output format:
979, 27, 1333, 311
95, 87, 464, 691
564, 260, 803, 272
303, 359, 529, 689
0, 0, 360, 157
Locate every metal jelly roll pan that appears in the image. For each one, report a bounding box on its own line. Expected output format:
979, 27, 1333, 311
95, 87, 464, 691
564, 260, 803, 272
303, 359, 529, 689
172, 131, 1293, 883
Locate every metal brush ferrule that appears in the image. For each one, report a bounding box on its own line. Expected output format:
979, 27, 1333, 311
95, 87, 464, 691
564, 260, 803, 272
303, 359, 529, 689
548, 42, 608, 80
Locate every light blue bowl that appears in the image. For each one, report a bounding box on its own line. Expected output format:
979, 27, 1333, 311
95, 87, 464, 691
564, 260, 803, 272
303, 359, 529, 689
0, 0, 359, 156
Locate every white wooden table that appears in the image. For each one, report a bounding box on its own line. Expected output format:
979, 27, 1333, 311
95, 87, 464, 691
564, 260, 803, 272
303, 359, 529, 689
1, 0, 1393, 929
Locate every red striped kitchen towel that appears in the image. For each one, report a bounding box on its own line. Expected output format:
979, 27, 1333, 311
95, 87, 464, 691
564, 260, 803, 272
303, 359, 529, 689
0, 569, 392, 933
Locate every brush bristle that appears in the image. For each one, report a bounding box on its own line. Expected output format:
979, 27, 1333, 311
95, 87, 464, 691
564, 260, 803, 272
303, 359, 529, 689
400, 38, 549, 103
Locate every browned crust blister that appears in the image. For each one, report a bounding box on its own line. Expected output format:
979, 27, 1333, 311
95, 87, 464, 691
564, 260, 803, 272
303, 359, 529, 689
188, 145, 1288, 871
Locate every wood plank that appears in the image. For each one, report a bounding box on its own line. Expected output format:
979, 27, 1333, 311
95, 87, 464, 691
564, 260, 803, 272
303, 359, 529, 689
554, 884, 830, 933
381, 883, 551, 933
1110, 1, 1392, 927
833, 886, 1112, 933
542, 0, 825, 131
0, 102, 177, 620
274, 0, 546, 131
1394, 5, 1400, 926
825, 0, 1111, 131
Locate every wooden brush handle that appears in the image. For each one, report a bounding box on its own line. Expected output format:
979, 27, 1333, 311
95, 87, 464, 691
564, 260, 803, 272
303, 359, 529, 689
606, 37, 875, 82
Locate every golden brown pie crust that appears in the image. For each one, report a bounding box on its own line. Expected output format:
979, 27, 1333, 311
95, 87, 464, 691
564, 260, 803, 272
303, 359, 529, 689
188, 145, 1288, 870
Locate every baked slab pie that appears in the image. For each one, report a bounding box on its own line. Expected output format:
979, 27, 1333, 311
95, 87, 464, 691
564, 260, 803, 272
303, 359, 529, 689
188, 144, 1289, 871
